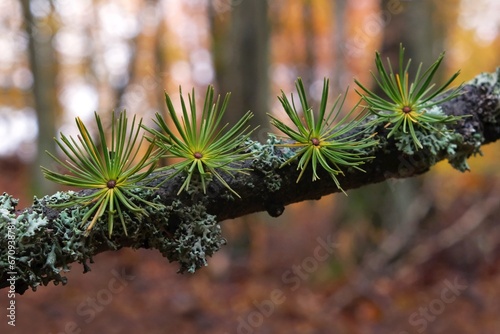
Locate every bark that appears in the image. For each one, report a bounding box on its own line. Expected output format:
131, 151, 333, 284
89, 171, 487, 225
1, 70, 499, 294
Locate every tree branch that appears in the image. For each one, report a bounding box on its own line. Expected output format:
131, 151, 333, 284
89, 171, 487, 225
1, 69, 499, 294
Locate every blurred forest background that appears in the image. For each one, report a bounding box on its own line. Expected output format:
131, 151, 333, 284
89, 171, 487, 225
1, 0, 500, 333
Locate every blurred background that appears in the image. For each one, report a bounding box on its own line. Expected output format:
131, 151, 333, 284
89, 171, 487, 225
1, 0, 500, 333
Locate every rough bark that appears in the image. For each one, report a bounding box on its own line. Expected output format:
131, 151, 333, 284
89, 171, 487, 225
1, 70, 499, 294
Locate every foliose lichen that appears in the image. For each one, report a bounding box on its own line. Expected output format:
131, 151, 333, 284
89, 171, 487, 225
466, 68, 500, 126
0, 193, 19, 274
0, 191, 94, 292
446, 132, 484, 172
248, 135, 288, 192
1, 183, 230, 293
444, 68, 500, 171
143, 198, 226, 274
469, 68, 500, 99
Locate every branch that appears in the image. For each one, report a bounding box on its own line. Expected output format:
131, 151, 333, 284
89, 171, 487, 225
2, 69, 499, 294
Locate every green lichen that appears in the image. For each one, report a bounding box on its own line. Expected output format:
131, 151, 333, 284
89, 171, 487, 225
446, 132, 483, 172
444, 68, 500, 171
0, 192, 90, 291
469, 68, 500, 97
1, 185, 229, 292
0, 193, 17, 228
468, 68, 500, 124
249, 135, 288, 192
395, 125, 452, 157
139, 198, 226, 273
0, 194, 18, 271
394, 123, 482, 172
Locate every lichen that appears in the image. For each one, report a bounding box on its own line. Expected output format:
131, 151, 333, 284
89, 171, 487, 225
389, 103, 486, 172
0, 193, 18, 270
468, 68, 500, 124
1, 184, 230, 293
443, 67, 500, 171
394, 123, 483, 172
0, 192, 87, 292
468, 68, 500, 97
446, 132, 483, 172
249, 135, 288, 192
140, 198, 226, 274
395, 126, 450, 156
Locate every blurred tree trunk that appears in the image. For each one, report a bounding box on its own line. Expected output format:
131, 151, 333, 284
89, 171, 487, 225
20, 0, 58, 197
301, 0, 316, 87
331, 0, 349, 94
210, 0, 270, 130
379, 0, 445, 76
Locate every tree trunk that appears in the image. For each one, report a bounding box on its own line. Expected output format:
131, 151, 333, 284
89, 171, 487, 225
210, 0, 270, 129
20, 0, 58, 197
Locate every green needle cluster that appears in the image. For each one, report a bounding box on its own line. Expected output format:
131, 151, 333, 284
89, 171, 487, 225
355, 44, 463, 149
269, 78, 378, 192
144, 86, 254, 197
42, 111, 164, 237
